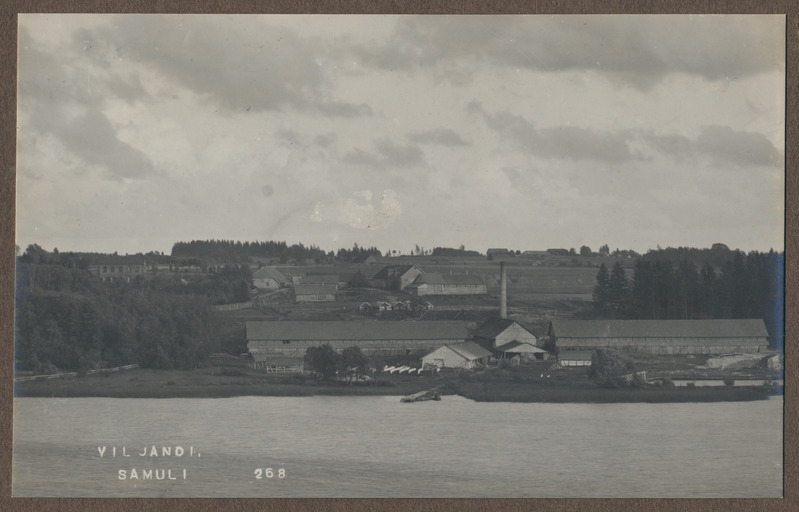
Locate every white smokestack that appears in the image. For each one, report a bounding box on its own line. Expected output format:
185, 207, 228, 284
500, 262, 507, 319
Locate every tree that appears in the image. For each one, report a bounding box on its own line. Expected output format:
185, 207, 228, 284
607, 262, 629, 317
304, 344, 340, 381
339, 346, 369, 383
591, 350, 639, 388
580, 245, 592, 257
599, 244, 610, 256
592, 264, 610, 316
349, 271, 370, 288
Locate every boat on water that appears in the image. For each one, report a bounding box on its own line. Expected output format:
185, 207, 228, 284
400, 389, 441, 403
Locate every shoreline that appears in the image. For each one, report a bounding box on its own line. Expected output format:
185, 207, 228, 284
14, 366, 777, 403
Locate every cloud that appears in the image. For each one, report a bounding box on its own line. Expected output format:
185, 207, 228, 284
59, 109, 158, 180
695, 125, 783, 167
375, 139, 425, 167
643, 126, 783, 167
341, 139, 426, 169
314, 101, 372, 117
91, 16, 372, 118
408, 128, 469, 146
341, 149, 383, 167
479, 107, 642, 163
356, 16, 784, 89
18, 25, 158, 181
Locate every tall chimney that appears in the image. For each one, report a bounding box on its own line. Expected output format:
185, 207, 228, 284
500, 262, 507, 319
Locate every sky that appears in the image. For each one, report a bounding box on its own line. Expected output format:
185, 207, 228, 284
16, 14, 786, 256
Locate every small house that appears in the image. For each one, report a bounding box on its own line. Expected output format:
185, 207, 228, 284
472, 318, 547, 360
421, 342, 492, 369
252, 266, 288, 290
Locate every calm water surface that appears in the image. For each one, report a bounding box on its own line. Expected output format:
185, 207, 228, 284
12, 395, 783, 497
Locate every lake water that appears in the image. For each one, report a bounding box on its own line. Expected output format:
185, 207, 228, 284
12, 395, 783, 497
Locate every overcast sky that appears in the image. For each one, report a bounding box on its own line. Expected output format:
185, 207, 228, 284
16, 14, 785, 256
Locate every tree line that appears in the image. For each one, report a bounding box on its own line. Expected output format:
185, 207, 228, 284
172, 239, 331, 264
592, 248, 783, 347
14, 246, 253, 374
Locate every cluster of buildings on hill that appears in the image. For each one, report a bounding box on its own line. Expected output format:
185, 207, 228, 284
251, 263, 488, 303
245, 316, 771, 373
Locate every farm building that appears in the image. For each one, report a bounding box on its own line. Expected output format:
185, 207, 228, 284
486, 248, 512, 259
546, 319, 769, 355
558, 351, 593, 367
405, 273, 487, 296
421, 342, 492, 369
294, 284, 337, 303
355, 254, 380, 265
370, 265, 423, 291
89, 255, 146, 282
246, 320, 470, 362
252, 266, 288, 290
472, 318, 548, 360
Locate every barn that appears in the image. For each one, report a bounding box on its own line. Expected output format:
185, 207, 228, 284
472, 318, 548, 360
405, 273, 487, 296
421, 342, 492, 369
252, 266, 288, 290
370, 265, 423, 291
547, 319, 769, 355
246, 320, 470, 364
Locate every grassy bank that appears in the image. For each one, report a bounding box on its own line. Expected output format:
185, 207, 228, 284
451, 382, 772, 403
14, 364, 776, 402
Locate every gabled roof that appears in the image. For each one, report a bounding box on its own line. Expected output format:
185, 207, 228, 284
294, 284, 337, 295
472, 318, 518, 339
252, 266, 287, 282
372, 265, 419, 280
247, 320, 469, 341
495, 341, 547, 354
446, 342, 493, 361
549, 319, 769, 339
355, 254, 379, 264
409, 272, 485, 286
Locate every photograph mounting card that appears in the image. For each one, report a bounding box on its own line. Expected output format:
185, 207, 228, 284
13, 14, 785, 498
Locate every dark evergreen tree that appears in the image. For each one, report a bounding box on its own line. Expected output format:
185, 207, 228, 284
304, 344, 340, 381
607, 262, 629, 318
592, 264, 610, 316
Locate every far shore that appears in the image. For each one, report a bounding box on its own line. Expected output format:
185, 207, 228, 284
14, 365, 778, 403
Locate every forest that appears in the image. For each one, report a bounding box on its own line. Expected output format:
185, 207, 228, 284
171, 239, 331, 264
591, 247, 784, 347
14, 246, 252, 374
